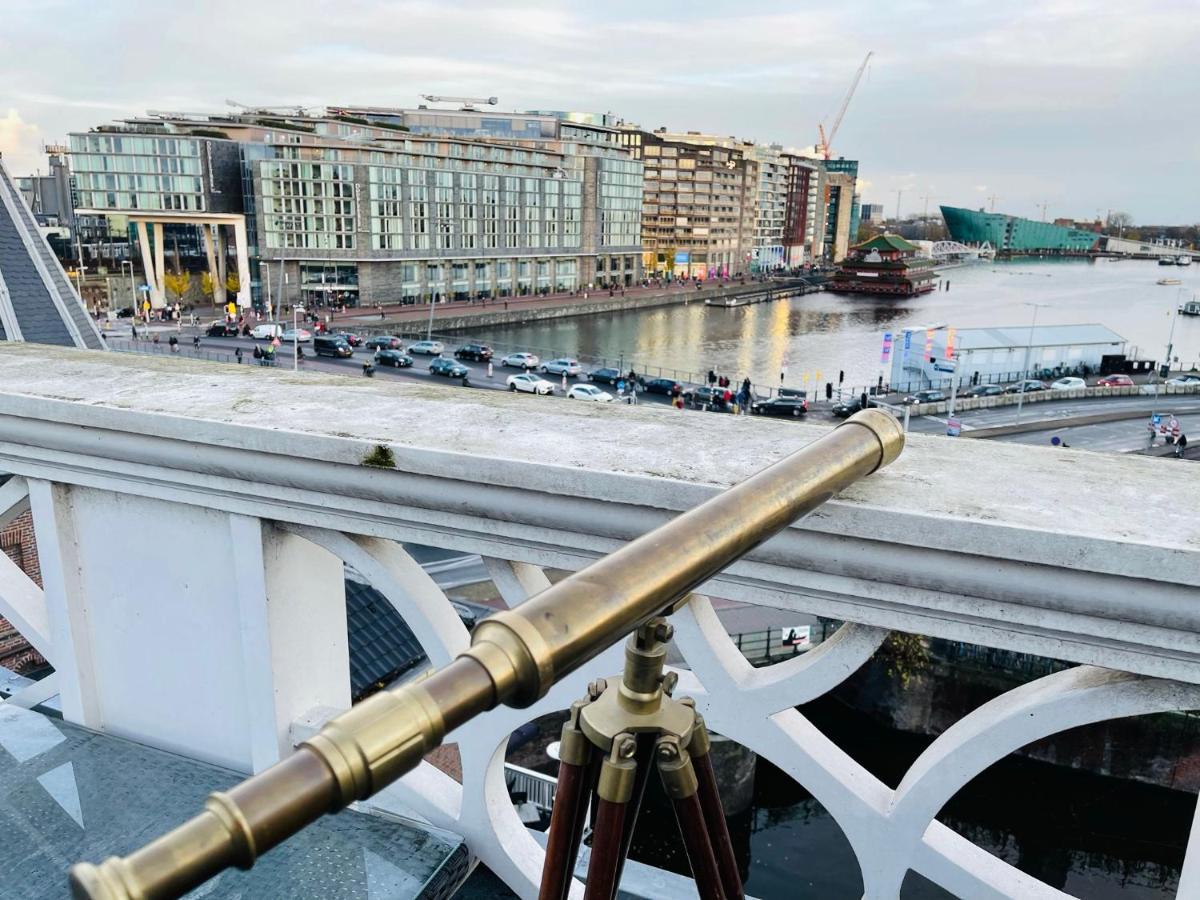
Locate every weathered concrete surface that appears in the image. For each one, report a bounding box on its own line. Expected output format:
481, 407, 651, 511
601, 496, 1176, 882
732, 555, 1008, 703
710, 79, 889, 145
0, 343, 1194, 559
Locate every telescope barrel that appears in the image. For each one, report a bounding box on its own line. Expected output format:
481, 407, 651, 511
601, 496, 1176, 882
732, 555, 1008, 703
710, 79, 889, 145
69, 410, 903, 900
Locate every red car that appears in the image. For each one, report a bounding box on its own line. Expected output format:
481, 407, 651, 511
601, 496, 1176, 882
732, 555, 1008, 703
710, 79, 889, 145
1096, 374, 1134, 387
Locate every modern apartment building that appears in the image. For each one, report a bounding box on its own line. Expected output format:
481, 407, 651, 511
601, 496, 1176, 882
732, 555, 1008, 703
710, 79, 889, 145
67, 105, 645, 311
861, 203, 885, 225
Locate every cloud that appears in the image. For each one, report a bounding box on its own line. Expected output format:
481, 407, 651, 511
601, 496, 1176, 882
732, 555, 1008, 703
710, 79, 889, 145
0, 110, 43, 178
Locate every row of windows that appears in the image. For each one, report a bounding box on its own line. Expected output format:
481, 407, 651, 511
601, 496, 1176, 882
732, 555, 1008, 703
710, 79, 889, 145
70, 135, 200, 157
71, 154, 201, 175
369, 233, 584, 251
75, 191, 203, 211
75, 173, 203, 195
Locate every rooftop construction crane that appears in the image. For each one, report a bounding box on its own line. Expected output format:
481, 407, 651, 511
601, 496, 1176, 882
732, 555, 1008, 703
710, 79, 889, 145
420, 94, 498, 111
816, 51, 873, 160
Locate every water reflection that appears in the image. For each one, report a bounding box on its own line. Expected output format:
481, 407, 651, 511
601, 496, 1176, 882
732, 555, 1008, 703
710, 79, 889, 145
476, 260, 1200, 389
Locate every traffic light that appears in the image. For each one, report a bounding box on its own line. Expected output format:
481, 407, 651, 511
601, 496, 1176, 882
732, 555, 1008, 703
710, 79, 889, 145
839, 370, 845, 384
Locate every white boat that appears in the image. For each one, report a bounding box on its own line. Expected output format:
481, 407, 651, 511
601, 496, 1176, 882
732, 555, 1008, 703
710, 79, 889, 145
1158, 277, 1182, 285
1178, 256, 1193, 267
1158, 257, 1177, 266
1181, 300, 1200, 317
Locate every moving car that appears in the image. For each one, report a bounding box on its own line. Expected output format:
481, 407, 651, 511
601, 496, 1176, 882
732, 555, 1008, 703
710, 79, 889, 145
642, 377, 680, 396
1166, 373, 1200, 386
250, 322, 284, 340
750, 396, 808, 418
961, 384, 1005, 398
682, 386, 730, 410
1005, 379, 1046, 394
429, 357, 469, 378
1097, 374, 1135, 387
587, 367, 621, 384
364, 335, 402, 351
374, 349, 413, 368
205, 321, 239, 337
831, 395, 875, 418
454, 342, 493, 361
541, 358, 583, 377
1050, 377, 1086, 390
408, 340, 444, 356
501, 351, 540, 369
280, 327, 312, 344
903, 389, 946, 405
507, 373, 555, 394
313, 335, 353, 358
567, 384, 613, 402
333, 331, 363, 347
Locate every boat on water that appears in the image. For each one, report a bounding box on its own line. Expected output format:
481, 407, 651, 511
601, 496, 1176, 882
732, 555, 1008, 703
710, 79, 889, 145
1178, 256, 1193, 267
1158, 278, 1182, 285
1159, 257, 1178, 266
827, 234, 938, 297
1180, 300, 1200, 317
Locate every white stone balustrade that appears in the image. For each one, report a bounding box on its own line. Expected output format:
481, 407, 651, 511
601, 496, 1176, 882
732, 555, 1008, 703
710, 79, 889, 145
0, 344, 1197, 899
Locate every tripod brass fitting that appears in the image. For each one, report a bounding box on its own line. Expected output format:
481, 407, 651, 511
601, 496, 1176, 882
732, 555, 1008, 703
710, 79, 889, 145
69, 410, 903, 900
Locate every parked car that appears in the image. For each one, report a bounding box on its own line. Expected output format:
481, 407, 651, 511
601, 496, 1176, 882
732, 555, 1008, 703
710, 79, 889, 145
374, 349, 413, 368
750, 396, 808, 418
206, 321, 239, 337
280, 328, 312, 344
454, 342, 493, 361
408, 340, 444, 356
961, 384, 1005, 398
587, 367, 621, 384
1050, 377, 1086, 390
364, 335, 402, 351
313, 336, 353, 358
501, 352, 540, 369
250, 322, 284, 340
541, 358, 583, 377
1096, 373, 1135, 387
683, 386, 731, 410
643, 377, 680, 396
429, 357, 468, 378
1166, 373, 1200, 386
903, 389, 946, 405
1005, 379, 1046, 394
567, 384, 614, 402
507, 373, 555, 394
333, 331, 363, 347
831, 395, 874, 418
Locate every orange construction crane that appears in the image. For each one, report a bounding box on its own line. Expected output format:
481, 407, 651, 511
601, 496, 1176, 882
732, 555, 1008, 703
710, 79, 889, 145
816, 51, 873, 160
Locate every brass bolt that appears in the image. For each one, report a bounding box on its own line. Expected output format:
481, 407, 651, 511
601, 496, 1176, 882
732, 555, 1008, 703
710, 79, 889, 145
657, 740, 679, 761
660, 671, 679, 696
617, 736, 637, 758
654, 622, 675, 643
678, 696, 695, 709
587, 678, 607, 700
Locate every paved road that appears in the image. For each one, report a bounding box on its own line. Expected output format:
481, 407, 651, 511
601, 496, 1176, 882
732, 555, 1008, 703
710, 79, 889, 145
992, 413, 1200, 454
906, 393, 1200, 435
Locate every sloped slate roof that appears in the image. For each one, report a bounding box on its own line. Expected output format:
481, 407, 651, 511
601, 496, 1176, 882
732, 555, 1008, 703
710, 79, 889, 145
344, 574, 428, 699
0, 157, 105, 350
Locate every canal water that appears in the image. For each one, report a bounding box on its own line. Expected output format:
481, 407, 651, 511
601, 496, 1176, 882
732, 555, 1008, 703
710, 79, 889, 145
473, 259, 1200, 391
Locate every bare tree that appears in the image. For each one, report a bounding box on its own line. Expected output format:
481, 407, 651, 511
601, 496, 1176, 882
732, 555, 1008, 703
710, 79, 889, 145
1106, 211, 1133, 235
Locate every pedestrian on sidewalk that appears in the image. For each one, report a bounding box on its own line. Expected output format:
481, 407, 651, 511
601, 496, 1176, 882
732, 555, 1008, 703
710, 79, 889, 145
168, 335, 178, 353
235, 347, 243, 365
1177, 433, 1188, 459
193, 335, 200, 350
130, 324, 138, 341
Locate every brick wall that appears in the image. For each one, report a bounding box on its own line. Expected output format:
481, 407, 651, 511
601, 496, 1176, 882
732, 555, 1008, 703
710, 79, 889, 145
1, 508, 45, 673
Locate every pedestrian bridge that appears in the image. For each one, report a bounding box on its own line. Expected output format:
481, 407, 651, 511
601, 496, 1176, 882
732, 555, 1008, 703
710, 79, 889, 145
0, 344, 1197, 899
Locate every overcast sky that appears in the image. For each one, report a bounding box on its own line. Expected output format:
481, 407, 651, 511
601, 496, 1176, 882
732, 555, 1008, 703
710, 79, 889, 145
2, 0, 1197, 224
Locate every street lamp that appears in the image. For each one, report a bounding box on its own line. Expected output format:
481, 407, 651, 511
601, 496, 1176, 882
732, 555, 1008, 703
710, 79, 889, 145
1015, 302, 1050, 424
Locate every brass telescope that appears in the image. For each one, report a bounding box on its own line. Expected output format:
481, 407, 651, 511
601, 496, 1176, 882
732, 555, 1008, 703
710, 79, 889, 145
69, 410, 903, 900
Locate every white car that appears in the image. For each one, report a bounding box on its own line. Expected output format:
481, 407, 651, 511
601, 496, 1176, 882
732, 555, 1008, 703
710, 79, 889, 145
542, 358, 583, 377
501, 352, 540, 369
1050, 377, 1086, 390
280, 327, 312, 343
567, 384, 614, 402
1166, 374, 1200, 386
250, 322, 284, 340
506, 373, 555, 395
408, 340, 444, 356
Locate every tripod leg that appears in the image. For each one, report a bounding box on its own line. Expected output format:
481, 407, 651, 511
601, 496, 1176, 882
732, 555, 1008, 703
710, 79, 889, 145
612, 731, 657, 890
583, 734, 638, 900
656, 736, 726, 900
540, 705, 597, 900
690, 718, 745, 900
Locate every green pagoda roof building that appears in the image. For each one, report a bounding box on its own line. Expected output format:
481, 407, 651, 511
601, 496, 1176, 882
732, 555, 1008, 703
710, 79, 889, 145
828, 233, 937, 297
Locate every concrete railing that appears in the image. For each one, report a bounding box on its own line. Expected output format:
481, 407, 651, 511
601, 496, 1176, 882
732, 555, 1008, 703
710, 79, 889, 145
906, 381, 1200, 417
0, 344, 1197, 899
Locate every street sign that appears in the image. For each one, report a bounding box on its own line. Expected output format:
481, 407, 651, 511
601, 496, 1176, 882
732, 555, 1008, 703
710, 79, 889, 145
781, 625, 811, 648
